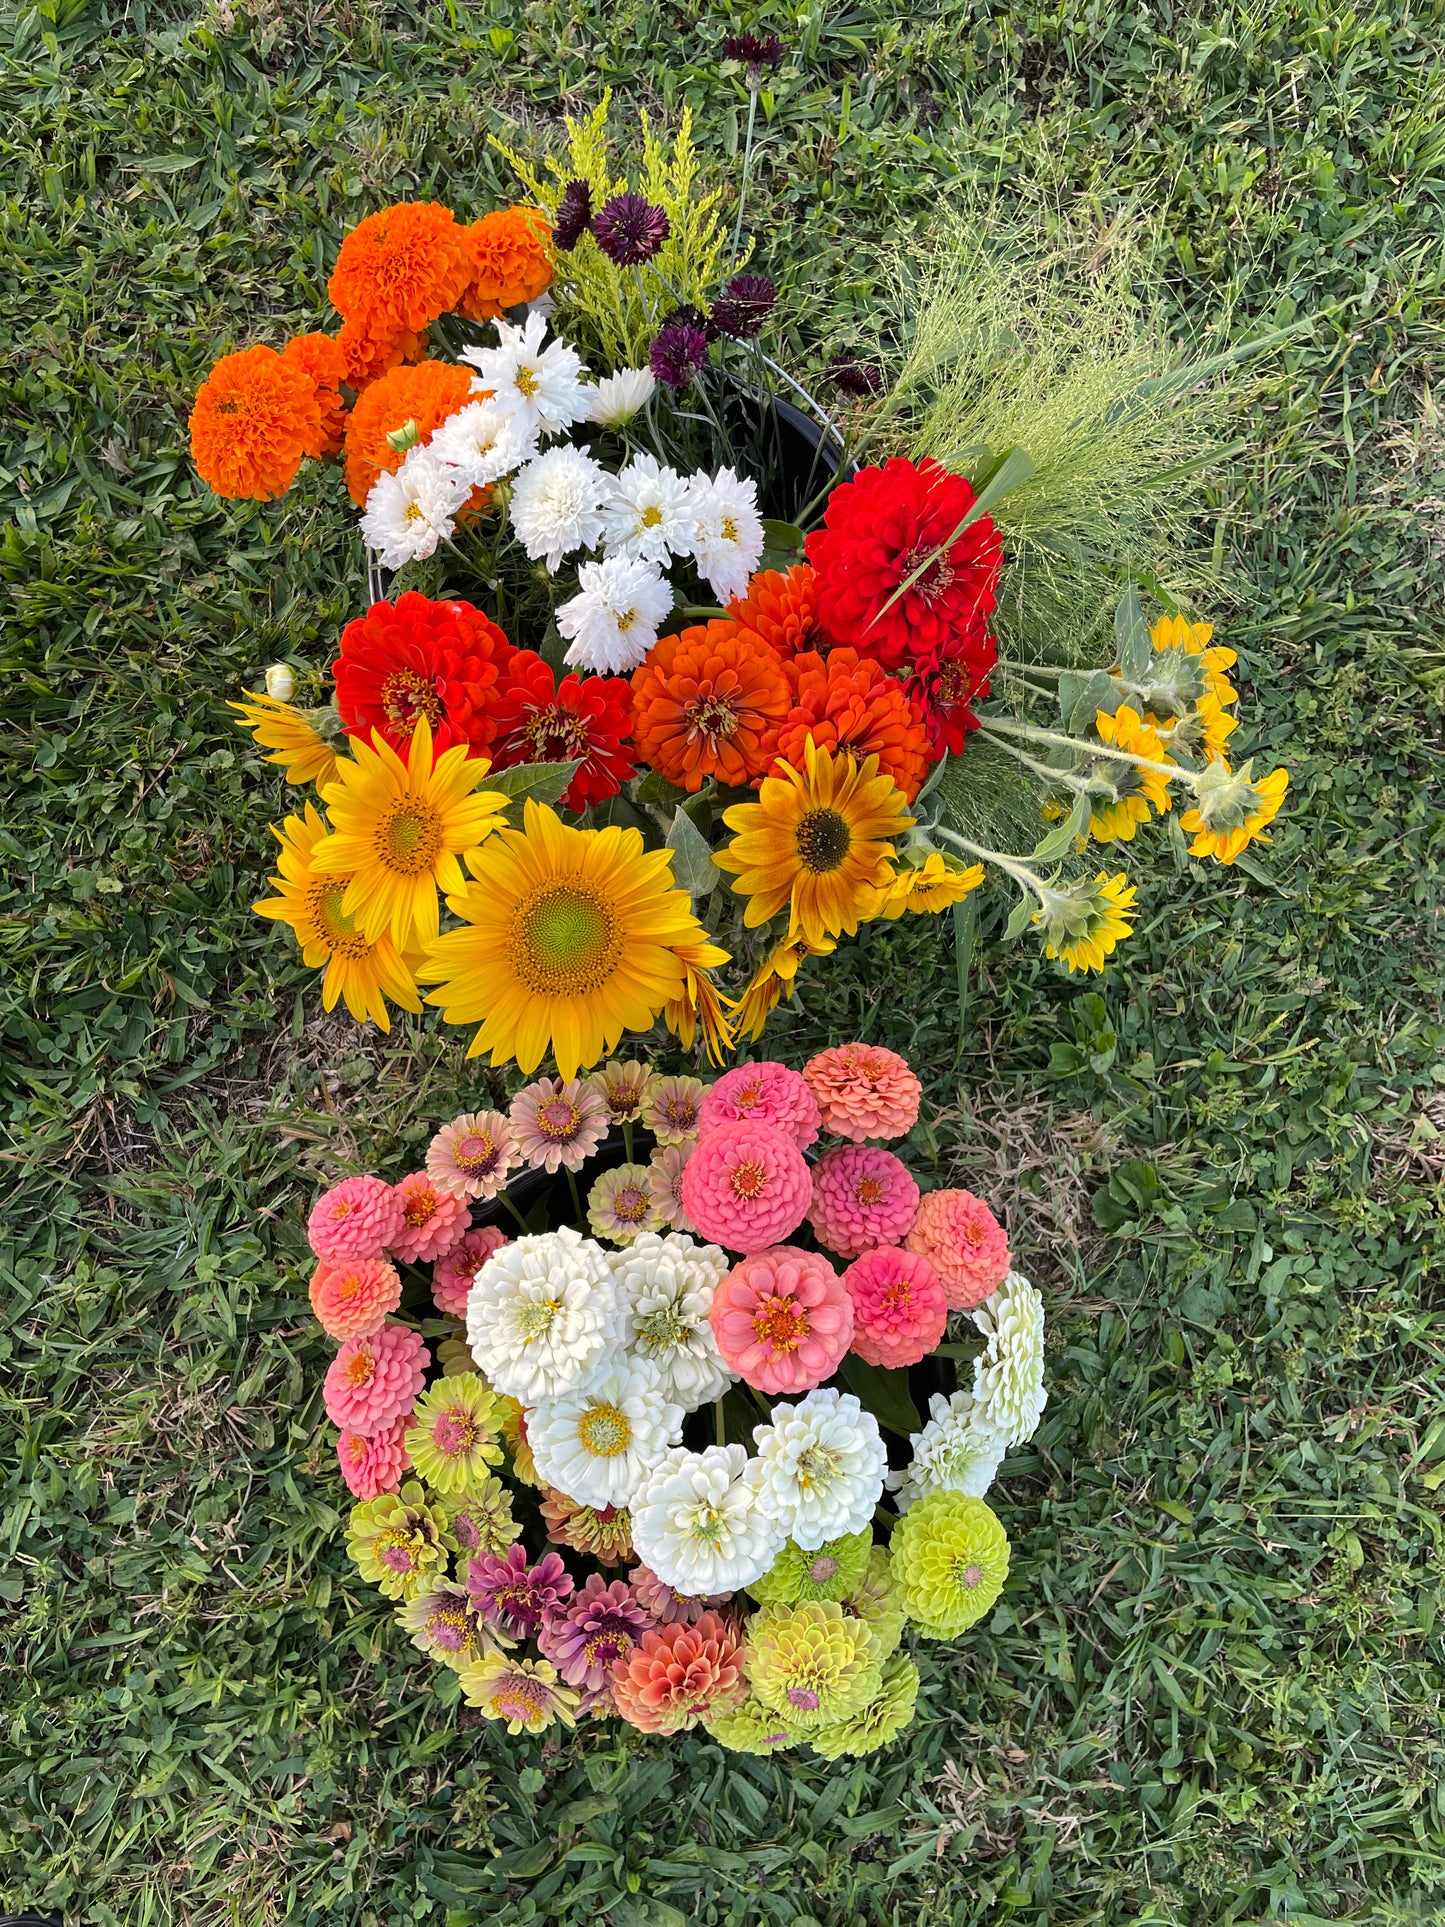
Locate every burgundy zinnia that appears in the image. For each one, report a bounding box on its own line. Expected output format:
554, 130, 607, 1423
650, 307, 710, 389
710, 273, 776, 341
487, 650, 637, 809
465, 1543, 573, 1639
905, 629, 996, 754
553, 179, 593, 251
593, 193, 670, 267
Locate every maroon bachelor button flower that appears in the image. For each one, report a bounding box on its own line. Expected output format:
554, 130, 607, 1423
593, 193, 671, 267
650, 307, 711, 388
711, 272, 776, 340
553, 179, 592, 251
723, 30, 784, 82
829, 358, 885, 395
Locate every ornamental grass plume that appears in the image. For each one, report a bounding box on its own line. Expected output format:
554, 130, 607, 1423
459, 1653, 578, 1733
389, 1172, 470, 1265
748, 1528, 874, 1607
745, 1600, 881, 1731
680, 1120, 812, 1254
809, 1651, 921, 1759
808, 1144, 920, 1259
404, 1373, 505, 1496
308, 1174, 404, 1263
309, 1255, 402, 1342
803, 1042, 922, 1142
709, 1245, 853, 1395
539, 1488, 635, 1566
610, 1610, 746, 1735
431, 1224, 509, 1319
324, 1324, 429, 1437
346, 1480, 453, 1601
697, 1062, 821, 1151
889, 1489, 1010, 1638
904, 1187, 1010, 1310
337, 1416, 411, 1501
842, 1246, 947, 1371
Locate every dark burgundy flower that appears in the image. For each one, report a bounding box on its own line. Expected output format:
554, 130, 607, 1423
710, 272, 776, 340
650, 307, 711, 389
593, 193, 671, 267
553, 179, 592, 251
723, 31, 784, 81
829, 358, 885, 395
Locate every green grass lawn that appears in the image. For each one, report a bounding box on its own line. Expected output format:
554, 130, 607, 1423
4, 0, 1445, 1922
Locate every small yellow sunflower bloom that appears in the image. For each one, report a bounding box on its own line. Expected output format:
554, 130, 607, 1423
1034, 872, 1138, 975
229, 690, 340, 791
878, 852, 985, 918
734, 933, 837, 1043
1088, 705, 1173, 845
663, 940, 736, 1064
1180, 761, 1289, 865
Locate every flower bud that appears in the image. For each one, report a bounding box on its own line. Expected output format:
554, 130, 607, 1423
385, 418, 421, 454
264, 662, 295, 701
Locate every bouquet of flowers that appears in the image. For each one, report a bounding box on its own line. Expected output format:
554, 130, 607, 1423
306, 1044, 1045, 1753
192, 92, 1290, 1076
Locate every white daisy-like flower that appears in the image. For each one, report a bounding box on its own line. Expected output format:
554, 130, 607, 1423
631, 1443, 785, 1595
886, 1390, 1006, 1513
464, 1228, 623, 1405
599, 453, 696, 565
460, 312, 592, 440
428, 396, 536, 487
508, 446, 612, 573
359, 447, 470, 569
587, 366, 656, 427
611, 1230, 732, 1411
971, 1271, 1047, 1446
526, 1356, 683, 1511
687, 466, 765, 601
556, 554, 673, 674
751, 1389, 888, 1551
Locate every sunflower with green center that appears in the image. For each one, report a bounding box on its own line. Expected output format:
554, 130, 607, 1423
809, 1652, 921, 1759
420, 800, 728, 1080
749, 1529, 874, 1606
715, 738, 913, 948
745, 1599, 882, 1731
229, 690, 341, 790
1033, 871, 1137, 974
253, 802, 423, 1030
1180, 760, 1289, 864
889, 1489, 1009, 1638
404, 1373, 506, 1497
1087, 705, 1173, 845
346, 1480, 454, 1601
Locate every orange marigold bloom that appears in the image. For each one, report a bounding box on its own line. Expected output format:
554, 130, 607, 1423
328, 200, 474, 338
282, 332, 349, 457
342, 359, 476, 506
631, 620, 791, 792
727, 564, 820, 660
461, 206, 555, 321
189, 344, 324, 501
761, 648, 933, 801
337, 315, 429, 393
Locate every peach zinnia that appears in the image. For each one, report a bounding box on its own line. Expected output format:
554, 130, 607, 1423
309, 1255, 402, 1342
609, 1610, 747, 1735
905, 1187, 1010, 1310
843, 1246, 946, 1370
710, 1246, 853, 1395
323, 1323, 429, 1437
803, 1041, 922, 1142
631, 620, 790, 792
697, 1061, 820, 1151
680, 1120, 812, 1254
307, 1174, 404, 1263
337, 1415, 411, 1500
390, 1172, 470, 1264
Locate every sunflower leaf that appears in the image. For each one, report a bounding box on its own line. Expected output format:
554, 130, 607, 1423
666, 805, 724, 898
484, 759, 582, 826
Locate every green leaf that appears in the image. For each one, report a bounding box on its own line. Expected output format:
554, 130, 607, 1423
1114, 581, 1152, 682
665, 805, 722, 898
483, 759, 581, 825
1065, 668, 1122, 735
839, 1356, 920, 1436
1002, 890, 1036, 943
760, 517, 806, 560
952, 891, 977, 1055
1031, 791, 1089, 861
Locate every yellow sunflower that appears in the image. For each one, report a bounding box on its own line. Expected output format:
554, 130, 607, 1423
229, 690, 340, 790
1180, 761, 1289, 865
1088, 705, 1173, 845
715, 738, 914, 947
734, 934, 836, 1043
313, 715, 509, 953
1035, 872, 1137, 975
419, 801, 727, 1080
253, 802, 423, 1029
879, 852, 985, 918
663, 939, 737, 1064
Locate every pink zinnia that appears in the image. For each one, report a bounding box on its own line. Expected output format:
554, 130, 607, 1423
466, 1542, 574, 1639
538, 1575, 656, 1700
629, 1564, 734, 1625
905, 1187, 1010, 1309
808, 1143, 920, 1259
323, 1323, 429, 1437
509, 1075, 610, 1173
336, 1415, 411, 1499
307, 1174, 403, 1262
309, 1255, 402, 1342
426, 1110, 518, 1200
390, 1172, 470, 1264
710, 1245, 853, 1394
610, 1610, 747, 1735
803, 1042, 922, 1142
432, 1224, 510, 1319
697, 1062, 821, 1151
843, 1246, 946, 1370
679, 1121, 812, 1254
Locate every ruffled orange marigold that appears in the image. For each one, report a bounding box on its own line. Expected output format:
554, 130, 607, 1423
328, 200, 474, 339
189, 344, 325, 501
762, 648, 933, 802
631, 620, 791, 792
462, 206, 555, 321
282, 332, 349, 457
727, 564, 820, 660
337, 315, 429, 393
342, 360, 476, 506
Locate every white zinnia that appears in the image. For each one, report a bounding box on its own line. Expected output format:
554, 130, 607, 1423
556, 554, 673, 674
971, 1270, 1047, 1446
359, 447, 469, 569
611, 1231, 732, 1411
461, 311, 591, 440
587, 365, 656, 427
599, 453, 696, 565
464, 1228, 623, 1405
508, 446, 612, 573
428, 396, 535, 487
526, 1357, 683, 1511
631, 1443, 784, 1594
886, 1390, 1006, 1513
751, 1389, 887, 1551
687, 466, 765, 601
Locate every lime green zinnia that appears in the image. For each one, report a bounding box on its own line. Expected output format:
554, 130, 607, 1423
404, 1372, 505, 1496
346, 1480, 453, 1601
889, 1489, 1009, 1638
749, 1529, 874, 1607
846, 1543, 907, 1660
746, 1600, 881, 1731
809, 1652, 921, 1760
705, 1694, 802, 1756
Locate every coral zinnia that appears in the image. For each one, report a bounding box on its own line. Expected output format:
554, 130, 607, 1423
905, 1188, 1009, 1310
309, 1255, 402, 1342
432, 1225, 509, 1318
808, 1143, 920, 1259
803, 1042, 921, 1142
709, 1245, 853, 1394
727, 564, 820, 660
715, 739, 913, 947
610, 1609, 747, 1735
342, 358, 476, 506
681, 1121, 813, 1254
487, 651, 637, 810
420, 801, 724, 1081
697, 1062, 820, 1151
843, 1245, 947, 1370
229, 692, 340, 792
389, 1171, 470, 1264
889, 1489, 1009, 1637
333, 594, 517, 761
281, 331, 349, 456
631, 620, 790, 793
307, 1172, 405, 1263
328, 200, 474, 339
763, 649, 934, 803
461, 205, 554, 321
323, 1323, 430, 1437
190, 344, 325, 501
337, 1415, 411, 1501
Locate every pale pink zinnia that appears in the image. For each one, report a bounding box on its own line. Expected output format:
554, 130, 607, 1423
309, 1255, 402, 1342
509, 1075, 610, 1173
808, 1143, 920, 1259
680, 1121, 812, 1254
697, 1061, 821, 1151
426, 1111, 518, 1201
843, 1245, 946, 1370
432, 1224, 510, 1319
323, 1323, 429, 1436
905, 1187, 1011, 1309
710, 1245, 853, 1394
647, 1142, 696, 1232
803, 1042, 922, 1142
642, 1074, 707, 1145
307, 1174, 403, 1262
336, 1415, 411, 1499
389, 1172, 470, 1264
629, 1564, 734, 1624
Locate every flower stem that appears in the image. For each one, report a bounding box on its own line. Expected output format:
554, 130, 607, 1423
714, 1397, 727, 1447
565, 1163, 584, 1226
731, 87, 760, 268
980, 712, 1192, 786
497, 1190, 532, 1235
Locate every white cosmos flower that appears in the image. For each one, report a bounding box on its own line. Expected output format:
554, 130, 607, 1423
508, 446, 612, 573
460, 312, 592, 440
687, 466, 765, 601
359, 446, 470, 569
886, 1390, 1006, 1513
428, 397, 536, 487
611, 1231, 732, 1411
971, 1270, 1047, 1446
526, 1357, 683, 1511
599, 453, 696, 565
587, 366, 656, 427
751, 1389, 887, 1551
631, 1443, 785, 1594
464, 1228, 623, 1404
556, 554, 673, 674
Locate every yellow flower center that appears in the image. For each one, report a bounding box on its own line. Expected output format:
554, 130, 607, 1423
454, 1133, 501, 1175
578, 1404, 632, 1457
537, 1097, 582, 1139
640, 505, 663, 528
515, 366, 540, 398
730, 1157, 768, 1201
306, 877, 372, 959
376, 797, 444, 876
344, 1350, 375, 1387
380, 667, 444, 731
795, 807, 852, 874
512, 882, 622, 997
404, 502, 424, 523
515, 1295, 561, 1338
615, 608, 637, 632
685, 692, 740, 746
403, 1187, 438, 1227
432, 1410, 477, 1457
721, 515, 739, 542
752, 1293, 808, 1352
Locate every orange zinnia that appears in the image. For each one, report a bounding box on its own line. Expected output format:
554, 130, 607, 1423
282, 332, 349, 456
461, 206, 555, 321
337, 314, 429, 393
342, 359, 476, 505
631, 620, 791, 792
189, 343, 325, 501
727, 564, 820, 660
328, 200, 474, 338
761, 648, 934, 801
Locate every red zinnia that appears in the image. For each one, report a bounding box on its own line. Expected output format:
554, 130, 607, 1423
487, 651, 637, 810
333, 592, 516, 759
805, 456, 1002, 671
905, 629, 996, 755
